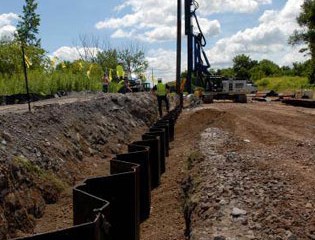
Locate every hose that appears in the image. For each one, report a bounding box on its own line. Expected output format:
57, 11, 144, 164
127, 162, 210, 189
191, 0, 207, 47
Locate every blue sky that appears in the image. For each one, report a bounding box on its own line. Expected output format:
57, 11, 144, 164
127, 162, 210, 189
0, 0, 308, 81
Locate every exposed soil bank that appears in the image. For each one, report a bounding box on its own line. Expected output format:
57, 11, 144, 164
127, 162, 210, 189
0, 92, 158, 239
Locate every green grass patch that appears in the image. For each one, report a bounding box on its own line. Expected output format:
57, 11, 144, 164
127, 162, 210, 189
12, 155, 68, 192
186, 151, 203, 171
255, 76, 312, 92
0, 71, 104, 96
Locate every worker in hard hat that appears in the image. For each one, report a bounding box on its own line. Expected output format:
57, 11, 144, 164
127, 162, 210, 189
152, 78, 170, 118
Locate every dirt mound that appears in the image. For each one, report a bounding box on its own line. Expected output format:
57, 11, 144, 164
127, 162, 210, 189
0, 92, 158, 239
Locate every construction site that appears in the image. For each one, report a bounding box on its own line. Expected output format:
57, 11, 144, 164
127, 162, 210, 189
1, 0, 315, 240
0, 92, 314, 240
0, 93, 315, 240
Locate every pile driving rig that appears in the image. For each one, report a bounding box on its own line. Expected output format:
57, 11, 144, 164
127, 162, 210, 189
185, 0, 248, 103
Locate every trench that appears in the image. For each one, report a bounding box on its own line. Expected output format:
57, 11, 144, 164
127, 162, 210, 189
9, 105, 183, 240
180, 151, 204, 240
181, 175, 194, 239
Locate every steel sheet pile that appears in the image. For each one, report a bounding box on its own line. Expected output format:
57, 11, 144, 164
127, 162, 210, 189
13, 106, 182, 240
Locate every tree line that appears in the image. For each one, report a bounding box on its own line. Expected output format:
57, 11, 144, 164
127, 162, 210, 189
1, 0, 315, 96
0, 0, 148, 96
215, 54, 313, 83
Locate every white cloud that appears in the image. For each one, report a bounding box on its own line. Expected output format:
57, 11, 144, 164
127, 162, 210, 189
95, 0, 271, 43
0, 13, 19, 28
0, 13, 19, 40
93, 0, 283, 79
111, 29, 135, 38
206, 0, 308, 68
142, 26, 176, 42
96, 2, 221, 42
193, 0, 272, 15
114, 2, 132, 12
0, 25, 16, 40
281, 46, 308, 66
55, 0, 308, 81
51, 46, 101, 62
96, 14, 139, 29
194, 18, 221, 37
52, 47, 81, 61
146, 48, 181, 82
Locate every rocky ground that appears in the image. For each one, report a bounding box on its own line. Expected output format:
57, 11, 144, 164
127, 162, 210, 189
0, 95, 314, 240
180, 103, 315, 240
141, 101, 315, 240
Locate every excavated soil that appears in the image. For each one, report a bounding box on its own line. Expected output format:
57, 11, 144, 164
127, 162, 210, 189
1, 97, 315, 240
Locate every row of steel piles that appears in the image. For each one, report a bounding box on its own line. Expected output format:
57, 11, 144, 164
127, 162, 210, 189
13, 106, 182, 240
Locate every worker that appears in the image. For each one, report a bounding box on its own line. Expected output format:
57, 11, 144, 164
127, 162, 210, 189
101, 73, 109, 93
118, 76, 132, 94
116, 64, 125, 81
152, 78, 170, 118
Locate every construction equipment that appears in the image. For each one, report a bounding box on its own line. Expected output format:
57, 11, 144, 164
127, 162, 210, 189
128, 78, 151, 92
129, 78, 144, 92
185, 0, 249, 103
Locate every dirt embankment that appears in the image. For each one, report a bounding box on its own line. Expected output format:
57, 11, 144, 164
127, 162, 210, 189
0, 92, 158, 239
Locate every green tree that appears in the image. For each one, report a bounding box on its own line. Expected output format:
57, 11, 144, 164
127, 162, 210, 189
258, 59, 280, 76
14, 0, 45, 71
249, 60, 280, 81
118, 43, 148, 76
16, 0, 41, 47
292, 60, 312, 77
0, 39, 45, 75
0, 40, 23, 75
96, 49, 119, 75
280, 66, 294, 76
232, 54, 258, 79
249, 66, 265, 81
216, 68, 234, 78
289, 0, 315, 83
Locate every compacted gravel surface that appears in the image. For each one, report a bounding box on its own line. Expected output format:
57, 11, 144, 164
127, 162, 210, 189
142, 102, 315, 240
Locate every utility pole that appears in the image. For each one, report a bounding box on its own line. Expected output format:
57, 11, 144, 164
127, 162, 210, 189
176, 0, 183, 107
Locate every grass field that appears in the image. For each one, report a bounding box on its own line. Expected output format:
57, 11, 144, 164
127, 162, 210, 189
0, 71, 103, 96
255, 76, 312, 92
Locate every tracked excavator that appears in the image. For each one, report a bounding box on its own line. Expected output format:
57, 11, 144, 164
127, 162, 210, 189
185, 0, 248, 103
